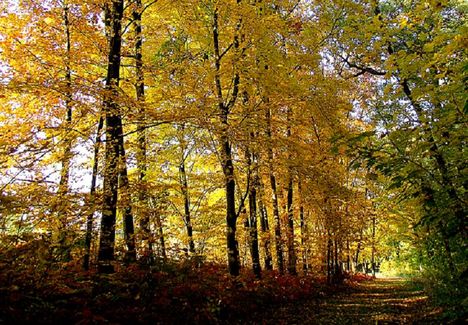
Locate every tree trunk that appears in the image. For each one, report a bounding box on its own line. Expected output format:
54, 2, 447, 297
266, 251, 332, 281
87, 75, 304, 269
266, 107, 284, 273
354, 232, 362, 268
55, 1, 73, 261
154, 208, 166, 261
178, 125, 195, 254
212, 6, 241, 276
327, 235, 332, 283
224, 137, 239, 275
97, 0, 124, 274
258, 177, 273, 270
298, 181, 307, 273
119, 137, 136, 263
58, 2, 72, 196
286, 177, 296, 275
247, 147, 261, 278
83, 116, 103, 270
133, 0, 151, 259
371, 213, 376, 277
286, 111, 296, 275
346, 239, 350, 272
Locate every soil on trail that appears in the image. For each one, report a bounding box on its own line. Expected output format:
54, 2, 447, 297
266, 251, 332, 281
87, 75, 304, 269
262, 277, 440, 324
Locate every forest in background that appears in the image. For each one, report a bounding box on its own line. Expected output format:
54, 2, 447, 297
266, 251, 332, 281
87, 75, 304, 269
0, 0, 466, 323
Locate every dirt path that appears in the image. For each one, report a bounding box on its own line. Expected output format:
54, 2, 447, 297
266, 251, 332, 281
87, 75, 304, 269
261, 277, 440, 324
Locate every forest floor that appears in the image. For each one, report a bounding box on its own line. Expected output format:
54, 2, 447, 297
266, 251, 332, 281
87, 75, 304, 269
255, 277, 443, 324
0, 259, 447, 324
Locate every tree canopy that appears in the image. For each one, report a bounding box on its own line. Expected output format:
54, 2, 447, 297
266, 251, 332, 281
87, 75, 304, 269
0, 0, 466, 322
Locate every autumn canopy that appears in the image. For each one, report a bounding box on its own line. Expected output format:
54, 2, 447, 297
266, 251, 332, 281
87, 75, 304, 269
0, 0, 466, 322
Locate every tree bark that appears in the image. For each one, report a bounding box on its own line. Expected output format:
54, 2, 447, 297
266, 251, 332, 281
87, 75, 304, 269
258, 177, 273, 270
286, 177, 296, 275
298, 180, 307, 273
58, 2, 72, 196
133, 0, 151, 258
327, 235, 332, 283
119, 137, 136, 263
154, 208, 166, 261
371, 213, 376, 277
286, 111, 296, 275
55, 1, 73, 261
178, 126, 195, 254
212, 5, 241, 276
98, 0, 125, 274
265, 106, 284, 274
83, 116, 103, 270
247, 147, 261, 278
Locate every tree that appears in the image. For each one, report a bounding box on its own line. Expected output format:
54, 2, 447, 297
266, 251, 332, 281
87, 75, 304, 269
334, 0, 467, 299
97, 0, 126, 273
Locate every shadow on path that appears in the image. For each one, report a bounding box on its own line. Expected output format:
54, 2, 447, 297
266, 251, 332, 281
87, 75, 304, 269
261, 277, 441, 324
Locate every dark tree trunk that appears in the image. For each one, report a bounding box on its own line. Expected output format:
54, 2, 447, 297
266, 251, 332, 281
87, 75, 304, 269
266, 107, 284, 273
133, 0, 151, 258
58, 2, 72, 195
286, 111, 296, 275
224, 137, 239, 275
286, 177, 296, 275
333, 238, 343, 283
56, 2, 73, 261
83, 116, 103, 270
354, 232, 362, 267
371, 213, 376, 277
327, 235, 332, 283
212, 6, 241, 276
258, 178, 273, 270
298, 181, 307, 273
118, 137, 136, 263
154, 209, 166, 261
178, 126, 195, 254
98, 0, 124, 274
247, 147, 261, 278
180, 160, 195, 253
346, 239, 350, 272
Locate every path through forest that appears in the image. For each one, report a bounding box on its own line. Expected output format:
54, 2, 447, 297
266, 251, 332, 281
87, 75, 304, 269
258, 277, 440, 324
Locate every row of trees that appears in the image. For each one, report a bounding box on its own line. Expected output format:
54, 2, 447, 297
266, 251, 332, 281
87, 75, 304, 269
340, 0, 466, 282
0, 0, 464, 287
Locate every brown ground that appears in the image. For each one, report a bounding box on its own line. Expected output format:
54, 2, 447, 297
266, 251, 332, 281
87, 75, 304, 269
256, 277, 442, 324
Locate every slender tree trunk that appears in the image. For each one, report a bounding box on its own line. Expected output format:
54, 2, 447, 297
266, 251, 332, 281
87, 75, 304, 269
154, 208, 166, 261
266, 107, 284, 273
371, 213, 376, 277
118, 138, 136, 263
178, 126, 195, 254
346, 239, 350, 272
58, 2, 72, 195
180, 160, 195, 253
247, 147, 261, 278
298, 181, 307, 273
223, 137, 239, 275
55, 1, 73, 260
355, 232, 362, 268
212, 6, 241, 276
327, 234, 332, 283
83, 116, 103, 270
258, 177, 273, 270
286, 177, 296, 275
333, 237, 342, 282
98, 0, 124, 274
286, 111, 296, 275
133, 0, 151, 259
